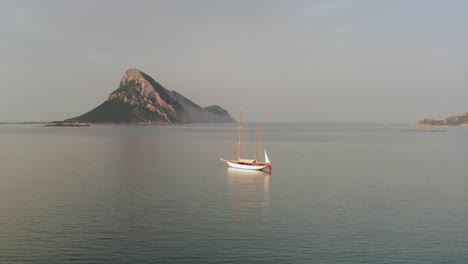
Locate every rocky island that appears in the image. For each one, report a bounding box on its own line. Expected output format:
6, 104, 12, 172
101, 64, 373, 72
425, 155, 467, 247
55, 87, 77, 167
417, 112, 468, 127
65, 68, 235, 124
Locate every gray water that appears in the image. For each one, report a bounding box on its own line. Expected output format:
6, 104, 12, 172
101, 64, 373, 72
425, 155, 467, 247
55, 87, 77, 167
1, 123, 468, 263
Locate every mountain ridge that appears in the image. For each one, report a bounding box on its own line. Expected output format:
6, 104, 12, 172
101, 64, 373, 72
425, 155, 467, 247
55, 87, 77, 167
65, 69, 235, 124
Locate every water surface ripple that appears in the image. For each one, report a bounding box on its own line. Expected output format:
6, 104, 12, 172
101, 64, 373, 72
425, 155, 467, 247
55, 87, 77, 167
1, 123, 468, 263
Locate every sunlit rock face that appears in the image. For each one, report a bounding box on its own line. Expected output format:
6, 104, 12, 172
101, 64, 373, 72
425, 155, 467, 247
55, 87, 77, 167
418, 112, 468, 126
66, 68, 235, 124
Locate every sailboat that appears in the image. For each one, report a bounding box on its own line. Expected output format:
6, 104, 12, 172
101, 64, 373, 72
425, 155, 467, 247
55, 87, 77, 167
220, 105, 272, 172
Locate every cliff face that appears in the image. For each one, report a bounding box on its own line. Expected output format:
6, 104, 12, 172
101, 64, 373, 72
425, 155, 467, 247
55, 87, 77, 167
66, 69, 235, 124
418, 112, 468, 126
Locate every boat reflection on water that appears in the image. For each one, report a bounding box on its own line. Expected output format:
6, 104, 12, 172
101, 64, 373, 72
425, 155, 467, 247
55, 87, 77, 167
226, 168, 271, 223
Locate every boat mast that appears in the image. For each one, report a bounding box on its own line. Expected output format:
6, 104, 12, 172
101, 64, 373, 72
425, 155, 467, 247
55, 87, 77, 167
238, 104, 242, 160
255, 122, 259, 161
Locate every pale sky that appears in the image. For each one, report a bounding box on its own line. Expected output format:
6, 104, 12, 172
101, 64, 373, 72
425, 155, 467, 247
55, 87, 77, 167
1, 0, 467, 123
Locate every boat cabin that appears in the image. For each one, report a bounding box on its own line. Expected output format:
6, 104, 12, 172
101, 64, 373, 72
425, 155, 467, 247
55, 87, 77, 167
238, 159, 256, 164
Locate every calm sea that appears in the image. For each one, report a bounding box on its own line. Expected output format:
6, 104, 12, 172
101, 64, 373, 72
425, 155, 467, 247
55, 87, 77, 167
1, 123, 468, 263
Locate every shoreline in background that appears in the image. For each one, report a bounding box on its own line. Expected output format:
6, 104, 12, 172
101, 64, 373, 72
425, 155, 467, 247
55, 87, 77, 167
1, 121, 468, 127
0, 122, 48, 125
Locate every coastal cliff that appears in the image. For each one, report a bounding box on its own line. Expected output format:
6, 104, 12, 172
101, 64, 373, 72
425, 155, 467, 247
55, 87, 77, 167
417, 112, 468, 126
65, 69, 235, 124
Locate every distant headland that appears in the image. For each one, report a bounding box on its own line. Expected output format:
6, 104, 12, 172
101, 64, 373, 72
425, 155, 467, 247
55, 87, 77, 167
65, 68, 235, 124
417, 112, 468, 127
44, 123, 90, 127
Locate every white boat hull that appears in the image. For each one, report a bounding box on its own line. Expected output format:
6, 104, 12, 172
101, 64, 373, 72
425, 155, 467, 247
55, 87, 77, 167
227, 160, 268, 170
227, 167, 269, 176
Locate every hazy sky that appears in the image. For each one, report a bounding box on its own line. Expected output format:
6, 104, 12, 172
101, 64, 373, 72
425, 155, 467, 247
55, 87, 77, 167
1, 0, 467, 123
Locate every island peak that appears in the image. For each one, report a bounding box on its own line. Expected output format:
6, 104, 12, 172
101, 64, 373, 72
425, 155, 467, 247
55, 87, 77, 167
65, 69, 234, 124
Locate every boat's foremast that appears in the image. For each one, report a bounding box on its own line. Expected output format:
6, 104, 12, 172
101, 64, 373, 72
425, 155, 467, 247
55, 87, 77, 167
238, 104, 242, 161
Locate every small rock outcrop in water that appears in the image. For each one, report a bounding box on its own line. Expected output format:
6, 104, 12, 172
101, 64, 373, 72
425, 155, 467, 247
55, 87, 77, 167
65, 69, 235, 124
417, 112, 468, 126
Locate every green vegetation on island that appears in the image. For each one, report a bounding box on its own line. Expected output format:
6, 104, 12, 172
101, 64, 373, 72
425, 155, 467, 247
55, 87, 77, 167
45, 123, 90, 127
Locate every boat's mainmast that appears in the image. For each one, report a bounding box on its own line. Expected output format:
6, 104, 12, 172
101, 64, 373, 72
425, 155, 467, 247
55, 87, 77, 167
255, 122, 259, 161
238, 104, 242, 160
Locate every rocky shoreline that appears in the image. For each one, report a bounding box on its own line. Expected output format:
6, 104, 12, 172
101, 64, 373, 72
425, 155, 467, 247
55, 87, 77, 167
45, 123, 90, 127
417, 112, 468, 127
